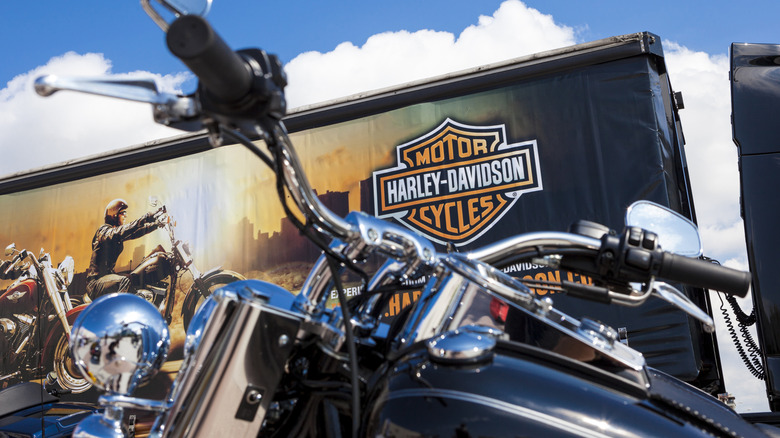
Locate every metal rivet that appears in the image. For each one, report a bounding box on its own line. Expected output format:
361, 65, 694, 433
246, 390, 262, 405
538, 297, 553, 315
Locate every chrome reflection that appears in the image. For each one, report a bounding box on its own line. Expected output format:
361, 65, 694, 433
70, 293, 170, 395
183, 292, 218, 357
399, 254, 646, 372
58, 255, 75, 285
625, 200, 702, 257
427, 328, 497, 364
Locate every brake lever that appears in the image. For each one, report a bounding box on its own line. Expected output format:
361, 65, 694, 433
34, 75, 202, 131
653, 282, 715, 333
36, 75, 166, 103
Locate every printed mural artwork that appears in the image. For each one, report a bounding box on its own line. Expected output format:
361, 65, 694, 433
0, 57, 703, 402
0, 242, 87, 393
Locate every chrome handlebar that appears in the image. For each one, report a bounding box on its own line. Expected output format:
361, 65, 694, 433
270, 125, 358, 242
469, 231, 603, 266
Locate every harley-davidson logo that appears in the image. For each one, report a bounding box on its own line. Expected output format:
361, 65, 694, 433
373, 118, 542, 246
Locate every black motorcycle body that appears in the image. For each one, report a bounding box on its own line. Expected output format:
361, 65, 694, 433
222, 262, 767, 438
365, 335, 762, 437
0, 382, 100, 438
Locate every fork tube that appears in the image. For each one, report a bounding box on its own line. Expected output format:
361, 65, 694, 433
35, 257, 71, 340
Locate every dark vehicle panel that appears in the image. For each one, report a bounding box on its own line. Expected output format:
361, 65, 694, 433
732, 42, 780, 411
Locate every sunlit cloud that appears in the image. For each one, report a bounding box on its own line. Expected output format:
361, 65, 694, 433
284, 0, 577, 108
0, 52, 187, 176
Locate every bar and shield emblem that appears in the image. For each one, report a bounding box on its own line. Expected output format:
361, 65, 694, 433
373, 118, 542, 246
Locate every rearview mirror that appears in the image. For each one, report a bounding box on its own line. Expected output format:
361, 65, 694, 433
141, 0, 212, 31
626, 201, 703, 257
157, 0, 211, 16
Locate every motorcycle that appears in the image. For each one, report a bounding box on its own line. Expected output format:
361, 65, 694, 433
126, 202, 245, 329
0, 243, 90, 394
32, 1, 780, 436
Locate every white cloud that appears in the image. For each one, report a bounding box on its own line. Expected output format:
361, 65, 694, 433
0, 52, 187, 176
0, 0, 766, 413
284, 0, 576, 108
663, 43, 745, 255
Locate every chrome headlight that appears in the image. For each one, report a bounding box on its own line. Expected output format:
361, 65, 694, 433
58, 255, 75, 286
70, 293, 170, 395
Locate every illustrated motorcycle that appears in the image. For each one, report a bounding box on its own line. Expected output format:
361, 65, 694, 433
0, 243, 90, 394
125, 202, 245, 329
32, 1, 780, 436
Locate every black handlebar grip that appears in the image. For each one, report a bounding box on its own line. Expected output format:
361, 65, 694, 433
166, 15, 252, 103
658, 253, 751, 297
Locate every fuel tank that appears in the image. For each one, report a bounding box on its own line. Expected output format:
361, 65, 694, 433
363, 331, 768, 437
129, 252, 173, 286
0, 279, 38, 316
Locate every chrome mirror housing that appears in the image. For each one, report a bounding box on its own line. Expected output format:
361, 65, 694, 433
141, 0, 212, 31
625, 200, 703, 257
70, 293, 170, 395
4, 243, 15, 257
154, 0, 211, 16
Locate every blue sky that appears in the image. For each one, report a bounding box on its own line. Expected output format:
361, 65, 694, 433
0, 0, 774, 412
2, 1, 778, 88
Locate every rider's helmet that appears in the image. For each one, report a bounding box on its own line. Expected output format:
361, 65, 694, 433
104, 199, 129, 226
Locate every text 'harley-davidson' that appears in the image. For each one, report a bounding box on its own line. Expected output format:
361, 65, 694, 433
0, 243, 89, 394
32, 1, 780, 437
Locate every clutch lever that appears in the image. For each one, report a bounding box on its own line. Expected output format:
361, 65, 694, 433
34, 75, 203, 131
653, 282, 715, 333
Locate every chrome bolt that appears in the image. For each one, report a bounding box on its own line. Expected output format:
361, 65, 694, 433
246, 390, 262, 405
538, 297, 553, 316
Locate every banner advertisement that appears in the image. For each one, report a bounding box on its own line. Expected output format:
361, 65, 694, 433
0, 50, 704, 403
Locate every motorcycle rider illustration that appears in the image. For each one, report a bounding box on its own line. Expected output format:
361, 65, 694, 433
86, 198, 163, 299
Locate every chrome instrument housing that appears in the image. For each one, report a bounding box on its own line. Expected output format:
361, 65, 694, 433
70, 293, 170, 395
150, 280, 304, 438
398, 253, 646, 371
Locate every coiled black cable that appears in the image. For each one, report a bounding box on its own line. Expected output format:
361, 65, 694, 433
726, 293, 756, 325
704, 256, 764, 379
717, 292, 764, 380
727, 294, 764, 375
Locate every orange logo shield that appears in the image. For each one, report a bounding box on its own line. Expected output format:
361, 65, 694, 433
373, 119, 542, 246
